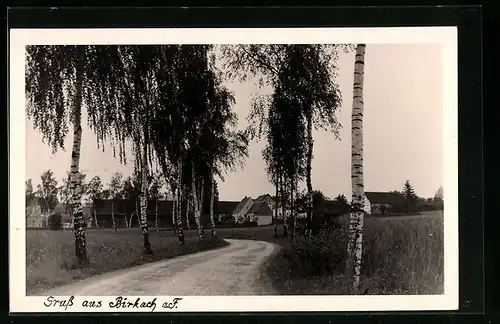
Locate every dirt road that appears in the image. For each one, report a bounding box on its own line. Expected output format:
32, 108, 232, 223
43, 239, 280, 296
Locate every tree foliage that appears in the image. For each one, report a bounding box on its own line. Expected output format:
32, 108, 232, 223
85, 175, 104, 208
36, 169, 59, 215
108, 172, 124, 200
402, 180, 418, 213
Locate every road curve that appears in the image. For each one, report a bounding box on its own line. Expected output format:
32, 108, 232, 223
43, 239, 280, 296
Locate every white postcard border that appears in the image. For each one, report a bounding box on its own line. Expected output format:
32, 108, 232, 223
9, 26, 458, 313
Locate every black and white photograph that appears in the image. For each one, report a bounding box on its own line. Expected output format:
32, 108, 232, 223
10, 27, 458, 312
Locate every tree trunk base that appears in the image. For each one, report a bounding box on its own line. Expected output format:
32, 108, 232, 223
143, 246, 154, 256
177, 229, 185, 244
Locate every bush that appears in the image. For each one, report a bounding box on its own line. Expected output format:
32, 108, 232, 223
47, 213, 63, 230
281, 219, 347, 278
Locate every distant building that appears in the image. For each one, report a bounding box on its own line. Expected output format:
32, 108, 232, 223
364, 191, 406, 216
26, 201, 92, 228
232, 196, 254, 223
246, 201, 273, 226
93, 199, 177, 228
214, 201, 240, 223
255, 194, 276, 210
26, 199, 45, 228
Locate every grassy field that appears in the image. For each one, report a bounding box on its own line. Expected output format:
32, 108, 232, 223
218, 212, 444, 295
26, 228, 228, 295
26, 212, 444, 296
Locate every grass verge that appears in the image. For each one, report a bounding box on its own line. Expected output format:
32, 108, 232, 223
26, 229, 228, 295
263, 214, 444, 295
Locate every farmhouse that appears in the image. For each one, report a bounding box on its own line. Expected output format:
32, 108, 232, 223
232, 196, 254, 223
246, 201, 273, 226
93, 199, 177, 228
214, 201, 240, 223
26, 199, 45, 228
89, 194, 279, 229
25, 201, 92, 228
255, 194, 276, 210
364, 191, 406, 216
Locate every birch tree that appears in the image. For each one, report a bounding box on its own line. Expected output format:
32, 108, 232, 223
26, 45, 130, 264
85, 175, 103, 228
108, 172, 123, 231
148, 174, 163, 231
345, 44, 367, 293
36, 169, 59, 218
221, 44, 346, 236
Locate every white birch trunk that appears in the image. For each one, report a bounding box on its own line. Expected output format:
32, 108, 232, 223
274, 171, 278, 238
172, 188, 177, 233
70, 53, 87, 263
155, 199, 158, 231
209, 164, 217, 238
292, 176, 298, 240
111, 201, 117, 230
185, 190, 191, 230
139, 135, 152, 254
93, 208, 99, 229
176, 157, 185, 243
305, 111, 314, 237
191, 161, 204, 240
346, 44, 366, 293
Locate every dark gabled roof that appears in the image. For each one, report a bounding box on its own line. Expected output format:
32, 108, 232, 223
365, 192, 405, 205
215, 201, 240, 214
248, 201, 273, 216
256, 194, 273, 202
233, 197, 252, 214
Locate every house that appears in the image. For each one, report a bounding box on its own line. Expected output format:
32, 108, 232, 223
26, 199, 46, 228
255, 194, 276, 210
364, 191, 406, 216
214, 201, 240, 224
232, 196, 254, 223
93, 199, 177, 228
26, 201, 92, 228
246, 201, 273, 226
51, 203, 93, 228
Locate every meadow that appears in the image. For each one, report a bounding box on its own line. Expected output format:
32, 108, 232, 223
26, 228, 228, 295
26, 212, 443, 296
256, 212, 445, 295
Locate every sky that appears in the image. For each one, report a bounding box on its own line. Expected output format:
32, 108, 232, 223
25, 43, 443, 201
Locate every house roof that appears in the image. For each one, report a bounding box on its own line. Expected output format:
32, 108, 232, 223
365, 192, 405, 205
248, 201, 273, 216
215, 201, 240, 214
233, 197, 252, 214
256, 194, 273, 202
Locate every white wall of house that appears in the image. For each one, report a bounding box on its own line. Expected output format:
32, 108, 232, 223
255, 215, 272, 226
233, 199, 254, 223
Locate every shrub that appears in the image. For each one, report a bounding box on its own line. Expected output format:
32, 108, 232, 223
47, 213, 63, 230
281, 219, 348, 277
